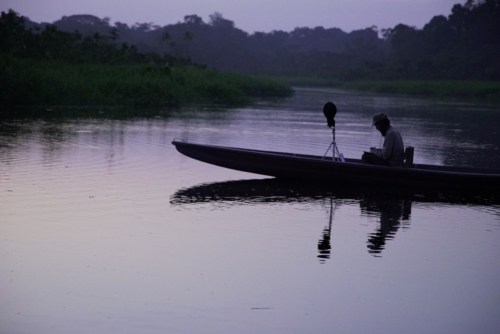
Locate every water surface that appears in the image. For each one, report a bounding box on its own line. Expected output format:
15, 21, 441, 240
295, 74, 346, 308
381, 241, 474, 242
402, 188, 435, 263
1, 88, 500, 334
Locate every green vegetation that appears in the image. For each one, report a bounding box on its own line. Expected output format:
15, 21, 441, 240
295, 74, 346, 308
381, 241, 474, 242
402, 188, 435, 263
340, 81, 500, 101
0, 10, 293, 109
260, 76, 500, 102
3, 0, 500, 107
1, 56, 293, 107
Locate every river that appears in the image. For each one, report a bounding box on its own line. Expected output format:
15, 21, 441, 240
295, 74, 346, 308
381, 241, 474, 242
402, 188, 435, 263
1, 87, 500, 334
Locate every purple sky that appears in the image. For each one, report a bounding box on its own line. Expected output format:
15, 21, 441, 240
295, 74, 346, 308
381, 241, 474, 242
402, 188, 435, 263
1, 0, 462, 33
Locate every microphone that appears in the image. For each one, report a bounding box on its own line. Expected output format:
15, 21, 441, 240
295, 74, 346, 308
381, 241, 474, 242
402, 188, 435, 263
323, 102, 337, 128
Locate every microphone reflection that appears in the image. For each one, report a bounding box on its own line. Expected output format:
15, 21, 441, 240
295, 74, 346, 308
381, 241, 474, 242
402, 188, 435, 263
317, 198, 335, 263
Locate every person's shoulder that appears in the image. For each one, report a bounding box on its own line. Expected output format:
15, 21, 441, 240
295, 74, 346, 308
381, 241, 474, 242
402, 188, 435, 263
388, 126, 401, 134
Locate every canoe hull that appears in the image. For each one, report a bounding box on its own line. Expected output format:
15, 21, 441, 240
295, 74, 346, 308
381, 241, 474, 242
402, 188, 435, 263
172, 140, 500, 191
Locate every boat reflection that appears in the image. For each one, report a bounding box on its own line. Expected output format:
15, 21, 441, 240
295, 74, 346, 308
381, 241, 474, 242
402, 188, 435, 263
170, 178, 499, 260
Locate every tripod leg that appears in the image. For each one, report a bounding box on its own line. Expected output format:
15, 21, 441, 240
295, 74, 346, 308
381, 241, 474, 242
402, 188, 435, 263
323, 142, 334, 159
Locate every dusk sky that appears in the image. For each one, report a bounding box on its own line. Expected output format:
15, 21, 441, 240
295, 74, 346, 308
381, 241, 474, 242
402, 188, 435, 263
1, 0, 462, 33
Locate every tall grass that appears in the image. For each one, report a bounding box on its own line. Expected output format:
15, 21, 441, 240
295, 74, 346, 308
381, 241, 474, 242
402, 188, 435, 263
0, 57, 294, 108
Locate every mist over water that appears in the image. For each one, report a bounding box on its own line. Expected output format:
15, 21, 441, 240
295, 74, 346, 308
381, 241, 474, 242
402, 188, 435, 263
1, 88, 500, 334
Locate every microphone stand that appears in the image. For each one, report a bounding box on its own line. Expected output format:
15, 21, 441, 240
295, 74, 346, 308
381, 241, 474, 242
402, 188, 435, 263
323, 125, 344, 161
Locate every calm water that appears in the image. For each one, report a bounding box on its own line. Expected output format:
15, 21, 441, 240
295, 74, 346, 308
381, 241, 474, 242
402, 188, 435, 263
1, 88, 500, 334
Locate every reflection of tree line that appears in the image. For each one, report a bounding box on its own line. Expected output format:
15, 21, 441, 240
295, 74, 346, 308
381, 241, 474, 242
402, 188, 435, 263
0, 119, 131, 167
171, 178, 499, 261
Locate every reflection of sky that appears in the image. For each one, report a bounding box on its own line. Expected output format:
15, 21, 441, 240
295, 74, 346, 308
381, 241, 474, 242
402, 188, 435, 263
1, 89, 500, 333
4, 169, 499, 333
2, 0, 460, 33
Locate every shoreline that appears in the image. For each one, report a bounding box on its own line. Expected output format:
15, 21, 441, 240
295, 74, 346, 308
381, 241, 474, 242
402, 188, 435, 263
341, 80, 500, 102
266, 76, 500, 103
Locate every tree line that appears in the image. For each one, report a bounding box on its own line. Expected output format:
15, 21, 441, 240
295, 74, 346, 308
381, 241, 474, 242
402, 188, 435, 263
382, 0, 500, 80
0, 10, 293, 109
0, 9, 196, 68
2, 0, 499, 81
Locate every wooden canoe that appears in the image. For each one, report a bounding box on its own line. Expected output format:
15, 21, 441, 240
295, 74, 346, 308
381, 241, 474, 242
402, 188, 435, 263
172, 139, 500, 191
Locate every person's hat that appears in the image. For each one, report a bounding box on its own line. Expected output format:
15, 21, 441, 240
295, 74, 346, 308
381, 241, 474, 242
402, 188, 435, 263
372, 113, 388, 126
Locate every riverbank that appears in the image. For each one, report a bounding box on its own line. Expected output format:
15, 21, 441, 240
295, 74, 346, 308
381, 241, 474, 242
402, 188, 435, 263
267, 76, 500, 102
341, 81, 500, 102
0, 57, 294, 108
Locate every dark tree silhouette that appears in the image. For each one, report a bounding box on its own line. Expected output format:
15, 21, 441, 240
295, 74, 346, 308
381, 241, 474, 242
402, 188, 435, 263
3, 0, 499, 80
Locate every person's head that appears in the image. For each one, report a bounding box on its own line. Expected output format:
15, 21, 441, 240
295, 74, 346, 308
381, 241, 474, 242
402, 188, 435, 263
372, 113, 390, 135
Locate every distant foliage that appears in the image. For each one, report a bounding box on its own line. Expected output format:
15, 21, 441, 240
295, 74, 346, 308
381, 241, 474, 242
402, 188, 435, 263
40, 11, 386, 77
0, 10, 292, 108
0, 9, 195, 67
2, 0, 499, 82
20, 0, 496, 81
383, 0, 500, 80
341, 80, 500, 101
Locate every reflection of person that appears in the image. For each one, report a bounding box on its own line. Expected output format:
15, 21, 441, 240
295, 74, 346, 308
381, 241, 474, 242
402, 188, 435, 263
361, 199, 412, 256
362, 113, 405, 167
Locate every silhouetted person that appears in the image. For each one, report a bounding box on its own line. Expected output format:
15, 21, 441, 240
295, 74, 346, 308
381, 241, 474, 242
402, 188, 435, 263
362, 113, 404, 167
